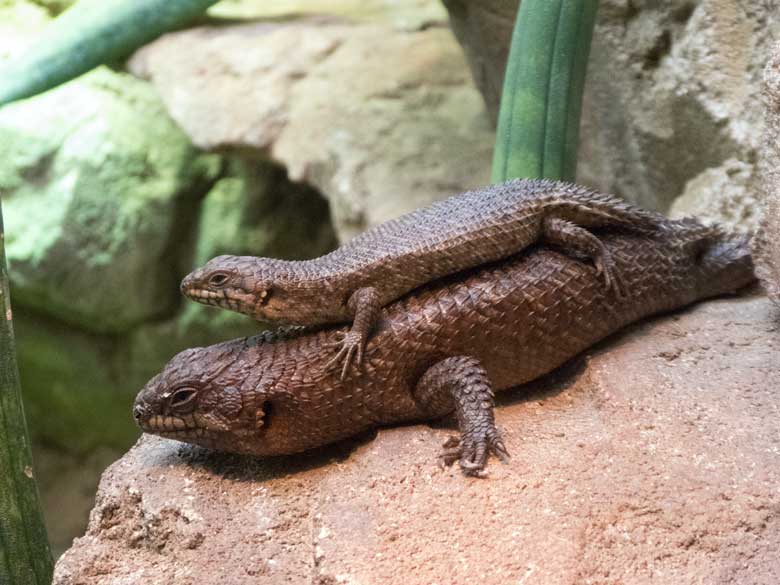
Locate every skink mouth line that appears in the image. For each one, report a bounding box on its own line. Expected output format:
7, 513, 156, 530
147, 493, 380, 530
139, 414, 204, 437
142, 427, 207, 439
185, 288, 224, 300
185, 288, 244, 311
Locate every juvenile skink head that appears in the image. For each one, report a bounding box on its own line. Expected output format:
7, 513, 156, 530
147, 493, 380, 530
181, 255, 297, 322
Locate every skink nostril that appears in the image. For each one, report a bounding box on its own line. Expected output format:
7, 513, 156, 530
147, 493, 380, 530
133, 405, 145, 421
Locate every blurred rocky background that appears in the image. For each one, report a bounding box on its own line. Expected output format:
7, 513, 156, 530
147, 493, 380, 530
756, 41, 780, 305
1, 0, 778, 558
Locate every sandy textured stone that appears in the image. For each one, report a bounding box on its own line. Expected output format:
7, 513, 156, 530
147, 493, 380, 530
208, 0, 447, 30
756, 196, 780, 305
669, 158, 759, 227
53, 294, 780, 584
756, 43, 780, 305
581, 0, 780, 217
128, 18, 493, 241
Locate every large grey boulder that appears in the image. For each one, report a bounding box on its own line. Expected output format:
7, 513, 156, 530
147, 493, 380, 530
128, 16, 494, 241
53, 295, 780, 584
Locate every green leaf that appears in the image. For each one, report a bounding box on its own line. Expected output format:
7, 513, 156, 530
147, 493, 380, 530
0, 0, 219, 106
492, 0, 598, 182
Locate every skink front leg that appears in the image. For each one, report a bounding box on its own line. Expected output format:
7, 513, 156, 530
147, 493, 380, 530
324, 286, 381, 379
414, 356, 510, 477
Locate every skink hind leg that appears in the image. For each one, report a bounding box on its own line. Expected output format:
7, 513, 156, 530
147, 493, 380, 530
324, 286, 381, 379
415, 356, 510, 477
542, 216, 627, 298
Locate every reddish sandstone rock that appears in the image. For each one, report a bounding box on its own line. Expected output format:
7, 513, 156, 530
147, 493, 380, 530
53, 294, 780, 585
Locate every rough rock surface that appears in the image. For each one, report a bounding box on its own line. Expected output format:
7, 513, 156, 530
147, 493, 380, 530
755, 43, 780, 305
669, 158, 758, 225
128, 17, 494, 241
444, 0, 780, 227
53, 294, 780, 584
0, 68, 220, 333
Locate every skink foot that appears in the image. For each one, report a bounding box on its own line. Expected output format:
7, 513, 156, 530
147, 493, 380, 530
324, 329, 366, 380
439, 429, 510, 477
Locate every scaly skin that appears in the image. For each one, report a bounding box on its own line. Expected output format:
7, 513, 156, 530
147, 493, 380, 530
136, 219, 754, 476
180, 178, 665, 377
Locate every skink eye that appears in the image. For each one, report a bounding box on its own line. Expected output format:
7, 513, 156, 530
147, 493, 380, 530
209, 272, 229, 287
169, 388, 198, 410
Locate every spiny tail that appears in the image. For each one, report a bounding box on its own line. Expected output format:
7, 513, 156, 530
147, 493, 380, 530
535, 178, 666, 234
660, 215, 754, 239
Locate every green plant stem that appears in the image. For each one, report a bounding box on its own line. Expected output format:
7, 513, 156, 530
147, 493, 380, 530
492, 0, 599, 182
0, 0, 220, 106
0, 202, 53, 585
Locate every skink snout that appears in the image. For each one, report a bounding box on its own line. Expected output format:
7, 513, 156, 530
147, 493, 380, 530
180, 274, 193, 296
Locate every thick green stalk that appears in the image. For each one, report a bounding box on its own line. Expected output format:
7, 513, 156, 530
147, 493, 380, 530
492, 0, 598, 182
0, 0, 219, 106
0, 203, 53, 584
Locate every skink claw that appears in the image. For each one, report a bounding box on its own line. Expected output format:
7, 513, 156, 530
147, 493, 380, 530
595, 251, 628, 300
438, 429, 510, 477
324, 329, 366, 380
